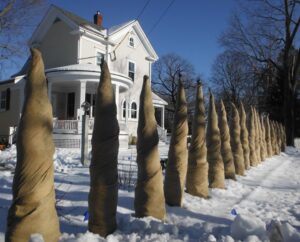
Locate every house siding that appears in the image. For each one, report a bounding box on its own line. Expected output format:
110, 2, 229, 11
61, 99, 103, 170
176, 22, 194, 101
111, 30, 151, 137
39, 20, 78, 69
80, 37, 106, 65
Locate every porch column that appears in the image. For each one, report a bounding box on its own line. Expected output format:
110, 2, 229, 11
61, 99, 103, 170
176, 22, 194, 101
161, 106, 165, 129
19, 80, 25, 116
47, 81, 52, 101
115, 84, 119, 118
77, 81, 86, 120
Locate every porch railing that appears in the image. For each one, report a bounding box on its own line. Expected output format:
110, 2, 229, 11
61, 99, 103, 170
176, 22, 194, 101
53, 119, 79, 133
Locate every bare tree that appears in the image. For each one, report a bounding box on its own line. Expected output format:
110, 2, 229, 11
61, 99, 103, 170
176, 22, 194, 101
152, 53, 198, 131
211, 50, 259, 108
0, 0, 47, 78
220, 0, 300, 146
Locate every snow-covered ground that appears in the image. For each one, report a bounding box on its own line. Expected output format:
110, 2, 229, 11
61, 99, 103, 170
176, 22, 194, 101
0, 144, 300, 241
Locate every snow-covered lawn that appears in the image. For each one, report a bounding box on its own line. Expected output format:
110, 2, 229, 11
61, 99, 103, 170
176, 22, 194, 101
0, 145, 300, 241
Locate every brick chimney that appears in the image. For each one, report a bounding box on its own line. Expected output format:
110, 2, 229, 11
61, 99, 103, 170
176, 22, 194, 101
94, 11, 103, 26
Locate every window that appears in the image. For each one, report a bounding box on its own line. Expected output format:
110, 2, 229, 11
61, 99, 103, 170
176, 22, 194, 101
128, 61, 135, 81
96, 52, 104, 66
122, 100, 127, 119
0, 89, 10, 111
130, 102, 137, 119
129, 37, 134, 47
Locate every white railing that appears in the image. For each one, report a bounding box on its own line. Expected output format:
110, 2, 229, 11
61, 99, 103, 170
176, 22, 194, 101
53, 119, 79, 134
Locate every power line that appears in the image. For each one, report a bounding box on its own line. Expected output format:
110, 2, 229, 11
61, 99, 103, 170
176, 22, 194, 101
136, 0, 152, 21
148, 0, 176, 35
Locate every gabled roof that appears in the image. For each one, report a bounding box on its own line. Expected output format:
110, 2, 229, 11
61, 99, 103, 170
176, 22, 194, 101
108, 20, 136, 35
52, 5, 105, 31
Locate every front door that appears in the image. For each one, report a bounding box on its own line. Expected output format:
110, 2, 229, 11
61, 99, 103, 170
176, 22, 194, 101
67, 92, 75, 119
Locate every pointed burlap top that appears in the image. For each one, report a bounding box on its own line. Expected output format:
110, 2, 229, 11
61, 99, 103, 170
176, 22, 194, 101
230, 103, 245, 176
164, 80, 188, 206
88, 60, 119, 237
186, 82, 209, 198
6, 48, 60, 242
254, 109, 261, 163
134, 75, 166, 220
206, 92, 225, 189
218, 100, 236, 180
239, 102, 250, 170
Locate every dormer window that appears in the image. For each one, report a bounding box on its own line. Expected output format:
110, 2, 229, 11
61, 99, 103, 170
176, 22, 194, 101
129, 37, 135, 47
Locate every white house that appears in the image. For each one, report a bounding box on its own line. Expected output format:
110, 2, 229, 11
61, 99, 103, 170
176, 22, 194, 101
0, 5, 167, 148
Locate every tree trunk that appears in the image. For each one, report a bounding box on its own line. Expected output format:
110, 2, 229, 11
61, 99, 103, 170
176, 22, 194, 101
283, 79, 295, 147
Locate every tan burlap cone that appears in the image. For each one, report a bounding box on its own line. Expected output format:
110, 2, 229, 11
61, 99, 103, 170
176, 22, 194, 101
239, 102, 250, 170
164, 81, 188, 206
6, 48, 60, 242
258, 114, 266, 161
88, 61, 119, 237
135, 76, 166, 219
280, 124, 286, 152
248, 107, 258, 166
265, 116, 273, 157
218, 100, 236, 180
186, 82, 209, 197
254, 109, 261, 163
230, 103, 245, 176
206, 92, 225, 189
275, 122, 281, 154
260, 115, 267, 161
270, 121, 278, 155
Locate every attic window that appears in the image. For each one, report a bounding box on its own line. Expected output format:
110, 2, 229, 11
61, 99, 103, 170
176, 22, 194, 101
129, 37, 134, 47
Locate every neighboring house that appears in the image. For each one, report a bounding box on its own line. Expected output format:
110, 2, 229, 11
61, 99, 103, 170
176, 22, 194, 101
0, 5, 167, 148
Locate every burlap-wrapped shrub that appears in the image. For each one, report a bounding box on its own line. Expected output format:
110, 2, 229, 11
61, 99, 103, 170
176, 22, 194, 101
134, 76, 166, 219
260, 115, 267, 161
280, 124, 286, 152
88, 60, 119, 237
254, 109, 261, 163
206, 92, 225, 188
258, 114, 266, 161
6, 49, 60, 242
164, 81, 188, 206
248, 107, 258, 166
218, 100, 236, 180
230, 103, 245, 176
186, 82, 209, 197
239, 102, 250, 170
265, 116, 273, 157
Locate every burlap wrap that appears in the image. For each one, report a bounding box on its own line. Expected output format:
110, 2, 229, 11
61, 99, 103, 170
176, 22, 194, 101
88, 61, 119, 237
265, 116, 273, 157
274, 122, 281, 155
248, 107, 258, 167
280, 124, 286, 152
164, 81, 188, 206
206, 92, 225, 189
254, 109, 261, 163
134, 76, 166, 219
239, 102, 250, 170
186, 82, 209, 198
6, 48, 60, 242
260, 115, 267, 161
230, 103, 245, 176
218, 100, 236, 180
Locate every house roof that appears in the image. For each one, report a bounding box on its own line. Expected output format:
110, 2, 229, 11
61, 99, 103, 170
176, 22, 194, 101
152, 92, 168, 106
52, 5, 105, 32
108, 20, 136, 35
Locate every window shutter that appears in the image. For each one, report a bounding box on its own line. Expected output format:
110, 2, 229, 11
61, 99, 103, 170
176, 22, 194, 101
6, 88, 10, 111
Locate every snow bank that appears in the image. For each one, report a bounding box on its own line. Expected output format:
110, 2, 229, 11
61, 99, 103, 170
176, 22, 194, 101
230, 214, 267, 240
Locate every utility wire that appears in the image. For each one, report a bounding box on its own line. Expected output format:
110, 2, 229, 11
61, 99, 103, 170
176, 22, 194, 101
148, 0, 176, 35
136, 0, 152, 21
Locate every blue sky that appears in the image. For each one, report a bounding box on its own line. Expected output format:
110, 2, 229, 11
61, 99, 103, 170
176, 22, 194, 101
7, 0, 238, 80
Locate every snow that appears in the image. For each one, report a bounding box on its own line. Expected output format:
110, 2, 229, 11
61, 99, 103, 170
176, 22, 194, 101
0, 144, 300, 241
